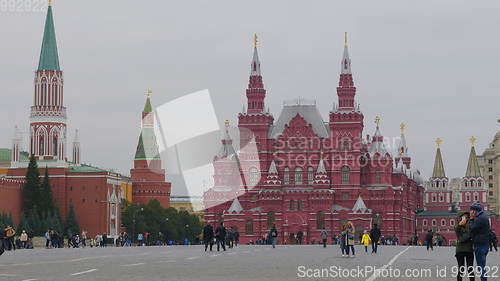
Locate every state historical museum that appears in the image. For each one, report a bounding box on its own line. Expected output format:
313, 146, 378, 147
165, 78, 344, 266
203, 35, 425, 244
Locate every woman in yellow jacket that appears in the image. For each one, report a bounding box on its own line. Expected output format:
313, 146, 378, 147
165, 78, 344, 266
361, 230, 371, 253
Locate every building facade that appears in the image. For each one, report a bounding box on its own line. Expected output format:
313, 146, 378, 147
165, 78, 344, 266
478, 127, 500, 215
203, 36, 425, 245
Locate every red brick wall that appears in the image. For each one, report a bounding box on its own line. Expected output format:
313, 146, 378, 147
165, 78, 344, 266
0, 178, 23, 224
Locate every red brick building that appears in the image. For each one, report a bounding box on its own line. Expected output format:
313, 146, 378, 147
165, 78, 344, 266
0, 3, 170, 237
130, 95, 171, 208
203, 36, 425, 244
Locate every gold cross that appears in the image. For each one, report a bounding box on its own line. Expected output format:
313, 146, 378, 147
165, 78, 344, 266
435, 138, 442, 147
374, 116, 381, 126
147, 89, 153, 97
400, 123, 405, 134
253, 34, 258, 48
469, 136, 476, 145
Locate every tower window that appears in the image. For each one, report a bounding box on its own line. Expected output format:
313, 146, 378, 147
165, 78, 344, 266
295, 167, 303, 185
267, 211, 275, 229
249, 167, 259, 186
297, 200, 303, 211
341, 166, 350, 184
284, 168, 290, 185
245, 220, 253, 235
316, 211, 325, 229
289, 200, 295, 210
375, 172, 381, 184
307, 167, 314, 185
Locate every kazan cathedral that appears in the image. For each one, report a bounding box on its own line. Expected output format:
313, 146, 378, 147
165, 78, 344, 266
203, 35, 425, 244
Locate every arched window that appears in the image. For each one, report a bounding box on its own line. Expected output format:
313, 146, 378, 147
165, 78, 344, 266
466, 192, 471, 202
267, 211, 275, 228
375, 172, 381, 184
39, 136, 45, 156
245, 220, 253, 235
423, 219, 428, 226
432, 193, 437, 202
473, 192, 479, 201
432, 219, 436, 226
52, 82, 57, 105
439, 193, 444, 202
450, 219, 455, 226
307, 167, 314, 185
53, 136, 58, 156
341, 166, 350, 184
441, 219, 446, 226
249, 167, 259, 186
316, 211, 325, 229
297, 200, 302, 211
41, 81, 47, 105
284, 168, 290, 185
295, 167, 303, 185
289, 200, 295, 210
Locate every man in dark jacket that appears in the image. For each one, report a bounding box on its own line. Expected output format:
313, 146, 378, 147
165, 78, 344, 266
269, 224, 278, 248
215, 222, 226, 252
469, 201, 490, 281
202, 223, 214, 252
425, 230, 434, 251
370, 224, 381, 253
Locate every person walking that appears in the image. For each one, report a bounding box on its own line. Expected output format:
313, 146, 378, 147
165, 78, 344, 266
361, 230, 371, 253
20, 230, 28, 249
226, 228, 233, 249
0, 226, 5, 256
297, 231, 303, 245
455, 211, 474, 281
137, 233, 143, 246
269, 224, 278, 248
202, 223, 214, 252
345, 222, 355, 257
340, 224, 347, 257
215, 222, 226, 252
489, 230, 498, 252
4, 226, 15, 251
234, 229, 240, 247
425, 230, 434, 251
370, 224, 381, 253
81, 230, 87, 248
44, 230, 51, 249
320, 229, 328, 248
469, 201, 491, 281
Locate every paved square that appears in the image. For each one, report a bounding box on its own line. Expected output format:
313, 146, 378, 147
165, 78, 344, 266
0, 245, 498, 281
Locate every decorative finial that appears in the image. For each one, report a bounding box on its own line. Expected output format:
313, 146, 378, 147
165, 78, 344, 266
48, 0, 52, 6
400, 123, 405, 134
225, 120, 230, 128
374, 116, 381, 126
147, 89, 152, 97
435, 138, 442, 147
253, 33, 258, 48
469, 136, 476, 146
344, 32, 348, 47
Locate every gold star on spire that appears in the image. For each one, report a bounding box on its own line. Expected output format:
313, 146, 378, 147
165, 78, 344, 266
400, 123, 405, 134
374, 116, 381, 126
48, 0, 52, 6
344, 32, 348, 47
435, 138, 442, 147
253, 34, 258, 48
147, 89, 152, 97
225, 120, 230, 127
469, 136, 476, 146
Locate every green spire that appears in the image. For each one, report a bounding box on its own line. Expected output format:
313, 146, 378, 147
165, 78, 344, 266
37, 5, 60, 71
432, 147, 446, 178
465, 138, 482, 177
134, 129, 160, 160
143, 96, 152, 113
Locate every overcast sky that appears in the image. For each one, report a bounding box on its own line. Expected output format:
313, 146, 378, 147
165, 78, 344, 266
1, 0, 499, 195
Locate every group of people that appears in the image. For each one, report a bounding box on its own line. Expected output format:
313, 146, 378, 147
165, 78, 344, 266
338, 221, 382, 257
202, 222, 241, 252
0, 226, 33, 251
453, 202, 495, 281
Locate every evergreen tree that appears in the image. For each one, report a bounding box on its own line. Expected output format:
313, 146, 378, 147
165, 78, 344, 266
17, 213, 33, 235
40, 167, 54, 216
23, 154, 41, 213
64, 204, 80, 237
27, 206, 43, 235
